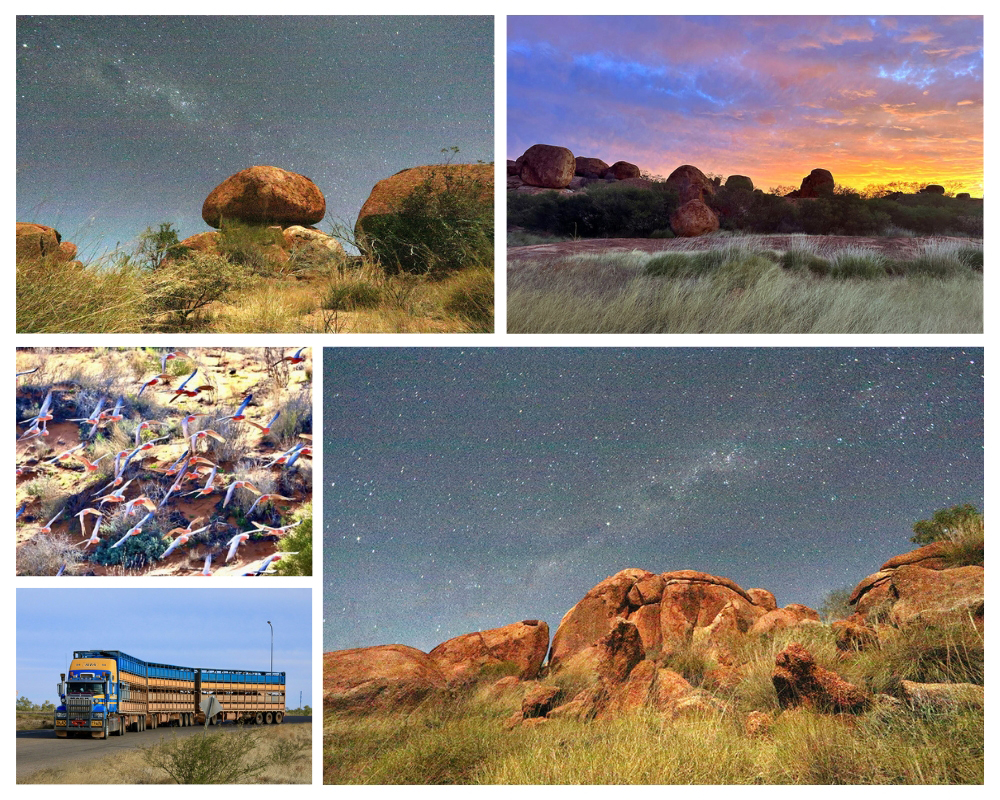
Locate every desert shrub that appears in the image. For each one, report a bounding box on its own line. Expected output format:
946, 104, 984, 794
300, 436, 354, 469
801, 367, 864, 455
508, 183, 680, 239
322, 281, 383, 311
829, 248, 887, 280
142, 727, 264, 784
16, 534, 82, 576
360, 168, 493, 276
156, 252, 255, 328
88, 515, 168, 570
441, 266, 494, 331
954, 245, 984, 271
800, 192, 891, 236
649, 228, 674, 239
872, 194, 983, 237
217, 220, 286, 272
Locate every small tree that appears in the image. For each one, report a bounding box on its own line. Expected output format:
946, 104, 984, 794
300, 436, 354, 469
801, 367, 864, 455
155, 252, 254, 329
135, 223, 190, 269
911, 503, 981, 545
819, 587, 853, 622
16, 696, 37, 712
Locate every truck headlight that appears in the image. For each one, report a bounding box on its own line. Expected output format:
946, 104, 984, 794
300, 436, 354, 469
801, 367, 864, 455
92, 712, 104, 719
55, 712, 67, 719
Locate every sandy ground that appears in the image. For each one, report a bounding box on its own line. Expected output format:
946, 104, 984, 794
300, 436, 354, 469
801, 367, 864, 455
508, 234, 981, 270
16, 347, 312, 576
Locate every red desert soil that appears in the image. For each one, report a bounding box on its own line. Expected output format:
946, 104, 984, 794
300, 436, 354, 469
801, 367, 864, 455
508, 235, 980, 270
16, 347, 312, 576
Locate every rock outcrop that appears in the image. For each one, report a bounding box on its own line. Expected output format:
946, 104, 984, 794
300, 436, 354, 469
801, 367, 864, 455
669, 198, 720, 237
516, 144, 576, 188
919, 184, 946, 195
323, 644, 447, 712
202, 165, 326, 228
549, 568, 773, 671
900, 680, 984, 712
848, 543, 983, 629
16, 222, 79, 264
749, 604, 822, 636
428, 619, 550, 683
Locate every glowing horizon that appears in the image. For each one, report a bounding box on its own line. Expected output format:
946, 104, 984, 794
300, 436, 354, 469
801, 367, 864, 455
508, 16, 983, 196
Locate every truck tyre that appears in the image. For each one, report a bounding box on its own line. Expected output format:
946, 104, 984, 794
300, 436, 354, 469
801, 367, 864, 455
274, 711, 284, 724
254, 712, 263, 725
265, 711, 273, 724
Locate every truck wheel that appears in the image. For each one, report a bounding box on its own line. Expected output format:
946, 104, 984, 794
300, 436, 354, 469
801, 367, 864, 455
264, 711, 273, 724
254, 712, 263, 725
274, 712, 284, 724
140, 716, 146, 732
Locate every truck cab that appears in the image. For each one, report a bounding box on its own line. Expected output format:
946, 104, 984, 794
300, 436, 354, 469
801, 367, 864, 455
55, 660, 121, 738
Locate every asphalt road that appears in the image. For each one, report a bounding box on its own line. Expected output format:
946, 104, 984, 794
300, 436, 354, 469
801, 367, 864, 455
16, 715, 311, 780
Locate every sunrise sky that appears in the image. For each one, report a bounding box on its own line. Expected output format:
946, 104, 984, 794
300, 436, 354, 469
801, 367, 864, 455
508, 16, 983, 195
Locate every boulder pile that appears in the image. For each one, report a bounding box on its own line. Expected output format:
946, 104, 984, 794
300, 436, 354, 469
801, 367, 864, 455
325, 543, 984, 732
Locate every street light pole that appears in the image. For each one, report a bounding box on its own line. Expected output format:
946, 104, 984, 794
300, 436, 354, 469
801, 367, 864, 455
267, 620, 273, 672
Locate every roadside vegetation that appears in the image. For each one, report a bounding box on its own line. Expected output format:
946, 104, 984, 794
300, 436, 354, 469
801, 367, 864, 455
17, 167, 493, 334
324, 615, 982, 784
18, 722, 311, 784
508, 236, 982, 334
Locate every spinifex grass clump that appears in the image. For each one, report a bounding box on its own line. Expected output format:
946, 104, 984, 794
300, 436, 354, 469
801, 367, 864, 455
829, 248, 888, 280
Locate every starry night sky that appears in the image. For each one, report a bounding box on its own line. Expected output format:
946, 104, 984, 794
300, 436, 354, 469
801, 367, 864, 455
17, 16, 493, 260
323, 348, 982, 654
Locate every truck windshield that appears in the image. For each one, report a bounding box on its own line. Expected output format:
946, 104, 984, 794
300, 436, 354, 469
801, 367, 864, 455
67, 682, 103, 694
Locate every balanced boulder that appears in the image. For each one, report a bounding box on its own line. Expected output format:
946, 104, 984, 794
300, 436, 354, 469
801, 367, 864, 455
666, 165, 716, 203
517, 144, 576, 188
202, 165, 326, 228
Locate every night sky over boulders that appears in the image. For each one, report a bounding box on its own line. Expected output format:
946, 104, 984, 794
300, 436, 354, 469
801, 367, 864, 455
323, 348, 982, 653
17, 15, 493, 259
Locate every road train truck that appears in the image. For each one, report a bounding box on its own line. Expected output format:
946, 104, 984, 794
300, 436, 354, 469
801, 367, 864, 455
55, 649, 286, 738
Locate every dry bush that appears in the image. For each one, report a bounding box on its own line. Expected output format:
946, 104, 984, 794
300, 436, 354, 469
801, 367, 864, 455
16, 534, 82, 576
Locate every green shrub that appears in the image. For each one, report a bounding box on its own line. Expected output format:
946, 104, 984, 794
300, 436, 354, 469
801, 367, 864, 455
274, 514, 313, 576
217, 220, 286, 272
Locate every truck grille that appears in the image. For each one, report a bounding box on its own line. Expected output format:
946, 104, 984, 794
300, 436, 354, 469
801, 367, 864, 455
66, 696, 93, 720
